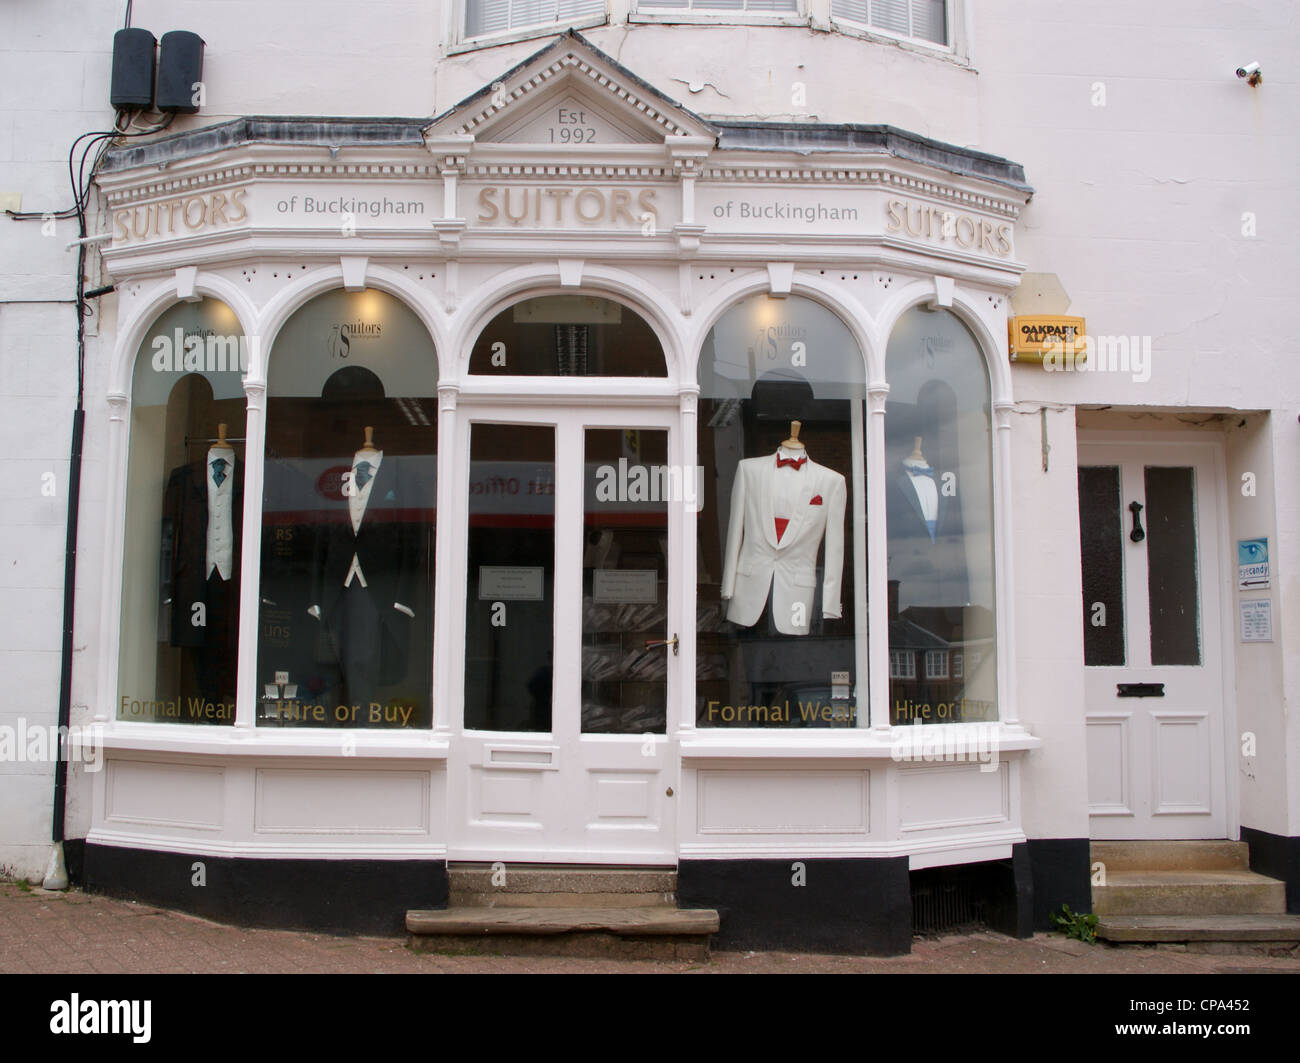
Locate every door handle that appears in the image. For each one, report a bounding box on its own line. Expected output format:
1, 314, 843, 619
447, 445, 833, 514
1128, 501, 1145, 543
1117, 683, 1164, 697
645, 633, 679, 656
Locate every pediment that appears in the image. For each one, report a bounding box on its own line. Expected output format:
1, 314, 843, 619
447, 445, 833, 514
424, 30, 717, 147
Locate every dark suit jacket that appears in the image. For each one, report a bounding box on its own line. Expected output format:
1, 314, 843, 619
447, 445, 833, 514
309, 456, 424, 680
884, 461, 969, 609
162, 456, 244, 649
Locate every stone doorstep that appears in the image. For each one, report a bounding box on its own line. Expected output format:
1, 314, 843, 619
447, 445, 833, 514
447, 866, 677, 895
1097, 915, 1300, 943
407, 906, 720, 937
448, 890, 677, 909
1092, 869, 1286, 917
1090, 841, 1249, 873
408, 932, 710, 963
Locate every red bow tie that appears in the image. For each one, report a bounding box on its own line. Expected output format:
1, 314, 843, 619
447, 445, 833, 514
776, 454, 806, 470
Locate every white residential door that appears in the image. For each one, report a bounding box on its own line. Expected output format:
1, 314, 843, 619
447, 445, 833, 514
446, 405, 682, 863
1078, 435, 1228, 839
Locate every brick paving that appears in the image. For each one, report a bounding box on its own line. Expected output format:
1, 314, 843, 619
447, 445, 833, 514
2, 882, 1299, 974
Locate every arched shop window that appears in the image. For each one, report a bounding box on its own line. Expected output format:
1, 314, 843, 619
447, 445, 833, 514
469, 295, 667, 376
257, 289, 438, 730
697, 294, 865, 728
884, 306, 997, 725
118, 299, 249, 725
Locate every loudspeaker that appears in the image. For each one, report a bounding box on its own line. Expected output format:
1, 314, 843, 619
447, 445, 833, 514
157, 31, 205, 114
110, 28, 156, 109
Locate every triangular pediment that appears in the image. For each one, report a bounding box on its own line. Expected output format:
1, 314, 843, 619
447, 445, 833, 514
424, 30, 717, 147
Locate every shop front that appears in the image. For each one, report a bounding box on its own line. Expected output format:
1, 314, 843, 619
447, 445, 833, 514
83, 32, 1048, 951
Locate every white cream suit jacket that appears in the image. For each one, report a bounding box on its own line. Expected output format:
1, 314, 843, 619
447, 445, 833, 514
720, 453, 847, 635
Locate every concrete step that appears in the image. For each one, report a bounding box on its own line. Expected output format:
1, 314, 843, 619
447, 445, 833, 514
1097, 914, 1300, 943
1092, 870, 1286, 917
1090, 841, 1249, 872
406, 905, 719, 961
447, 864, 677, 908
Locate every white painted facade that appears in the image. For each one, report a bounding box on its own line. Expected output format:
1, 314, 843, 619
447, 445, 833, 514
1, 1, 1295, 929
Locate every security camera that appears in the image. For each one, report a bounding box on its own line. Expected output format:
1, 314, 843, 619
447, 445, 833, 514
1236, 61, 1261, 79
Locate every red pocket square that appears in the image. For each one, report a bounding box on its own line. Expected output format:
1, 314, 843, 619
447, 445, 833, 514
809, 495, 823, 505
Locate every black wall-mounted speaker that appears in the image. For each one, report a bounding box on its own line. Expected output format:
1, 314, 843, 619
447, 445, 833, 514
110, 27, 157, 109
156, 31, 205, 114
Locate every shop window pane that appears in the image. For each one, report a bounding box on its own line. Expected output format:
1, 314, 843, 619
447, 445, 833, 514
469, 296, 666, 377
1144, 466, 1201, 666
257, 290, 437, 729
697, 294, 864, 728
118, 300, 248, 724
464, 424, 556, 732
582, 429, 669, 734
885, 307, 997, 724
1078, 465, 1125, 666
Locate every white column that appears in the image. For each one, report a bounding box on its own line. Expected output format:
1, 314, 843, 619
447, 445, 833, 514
233, 377, 266, 732
676, 386, 700, 737
431, 383, 460, 736
992, 400, 1021, 730
866, 382, 891, 732
97, 392, 130, 723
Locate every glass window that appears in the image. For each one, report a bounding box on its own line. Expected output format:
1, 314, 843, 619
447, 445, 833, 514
885, 306, 996, 724
831, 0, 947, 45
582, 428, 670, 734
463, 424, 556, 732
466, 0, 605, 39
257, 289, 437, 729
469, 296, 666, 377
697, 294, 864, 728
118, 299, 248, 725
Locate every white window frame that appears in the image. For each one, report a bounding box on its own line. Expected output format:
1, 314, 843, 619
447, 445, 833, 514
924, 649, 949, 680
890, 650, 916, 680
828, 0, 971, 65
951, 651, 963, 679
448, 0, 611, 55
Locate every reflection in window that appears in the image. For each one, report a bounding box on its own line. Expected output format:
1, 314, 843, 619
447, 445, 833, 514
697, 294, 864, 728
885, 306, 996, 724
118, 299, 247, 724
582, 429, 669, 734
257, 289, 437, 729
463, 424, 555, 733
469, 296, 666, 377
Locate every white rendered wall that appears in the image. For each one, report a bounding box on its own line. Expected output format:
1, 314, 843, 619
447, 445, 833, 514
0, 1, 125, 878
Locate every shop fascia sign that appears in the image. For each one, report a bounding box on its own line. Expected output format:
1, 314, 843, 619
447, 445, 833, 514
107, 175, 1016, 262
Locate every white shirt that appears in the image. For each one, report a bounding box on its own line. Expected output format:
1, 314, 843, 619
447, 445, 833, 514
772, 445, 807, 539
206, 446, 235, 580
903, 459, 939, 537
344, 449, 382, 588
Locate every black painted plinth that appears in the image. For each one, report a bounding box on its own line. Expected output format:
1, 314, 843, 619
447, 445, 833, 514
678, 857, 912, 955
1243, 827, 1300, 913
79, 842, 448, 935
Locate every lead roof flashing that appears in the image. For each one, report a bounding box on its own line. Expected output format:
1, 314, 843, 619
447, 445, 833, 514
101, 114, 1031, 195
711, 122, 1032, 193
99, 116, 429, 174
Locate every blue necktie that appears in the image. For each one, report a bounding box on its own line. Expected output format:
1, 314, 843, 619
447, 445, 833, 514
354, 461, 373, 490
210, 458, 228, 487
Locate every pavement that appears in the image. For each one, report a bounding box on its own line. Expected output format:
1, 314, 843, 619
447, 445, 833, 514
3, 881, 1299, 974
